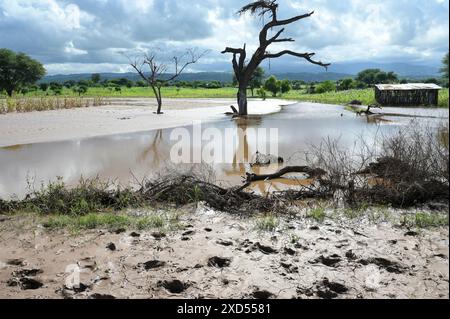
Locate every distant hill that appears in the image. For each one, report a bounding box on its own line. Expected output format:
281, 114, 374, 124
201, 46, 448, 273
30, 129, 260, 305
41, 71, 353, 84
41, 61, 440, 84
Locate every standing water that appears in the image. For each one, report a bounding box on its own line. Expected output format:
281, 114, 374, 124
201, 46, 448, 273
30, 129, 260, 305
0, 103, 447, 199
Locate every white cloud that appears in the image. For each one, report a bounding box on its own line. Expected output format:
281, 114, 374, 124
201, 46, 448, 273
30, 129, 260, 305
0, 0, 448, 74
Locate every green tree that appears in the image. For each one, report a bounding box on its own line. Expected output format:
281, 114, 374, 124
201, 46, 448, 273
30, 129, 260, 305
441, 52, 449, 87
280, 79, 291, 94
264, 76, 281, 97
0, 48, 46, 97
39, 83, 49, 92
91, 73, 101, 84
315, 80, 336, 93
257, 87, 267, 100
249, 67, 265, 96
337, 78, 354, 91
72, 85, 88, 96
49, 82, 63, 95
356, 69, 398, 86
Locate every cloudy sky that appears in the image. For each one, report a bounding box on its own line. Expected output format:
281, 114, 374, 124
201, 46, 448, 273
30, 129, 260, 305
0, 0, 448, 75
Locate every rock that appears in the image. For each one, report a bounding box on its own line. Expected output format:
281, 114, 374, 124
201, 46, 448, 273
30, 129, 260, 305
252, 290, 274, 299
207, 257, 232, 268
13, 268, 43, 277
65, 282, 91, 293
6, 259, 26, 266
405, 231, 419, 237
358, 257, 406, 274
159, 280, 189, 294
182, 230, 195, 236
284, 247, 297, 256
8, 277, 43, 290
216, 239, 233, 247
106, 243, 116, 251
255, 243, 278, 255
151, 232, 166, 240
139, 260, 166, 270
315, 278, 349, 299
280, 262, 298, 273
345, 250, 358, 260
311, 255, 342, 267
114, 228, 126, 234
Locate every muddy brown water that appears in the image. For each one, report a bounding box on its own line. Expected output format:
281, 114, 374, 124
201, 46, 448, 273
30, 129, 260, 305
0, 103, 448, 199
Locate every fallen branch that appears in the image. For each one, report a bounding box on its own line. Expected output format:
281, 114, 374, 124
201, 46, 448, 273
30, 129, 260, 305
245, 166, 327, 183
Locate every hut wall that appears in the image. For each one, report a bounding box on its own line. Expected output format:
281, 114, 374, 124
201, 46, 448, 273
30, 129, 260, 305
375, 88, 439, 106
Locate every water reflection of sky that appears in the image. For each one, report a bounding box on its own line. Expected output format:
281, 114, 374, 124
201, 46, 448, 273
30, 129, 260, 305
0, 103, 447, 199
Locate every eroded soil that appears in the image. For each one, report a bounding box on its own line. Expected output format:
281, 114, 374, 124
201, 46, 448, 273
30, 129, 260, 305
0, 206, 448, 299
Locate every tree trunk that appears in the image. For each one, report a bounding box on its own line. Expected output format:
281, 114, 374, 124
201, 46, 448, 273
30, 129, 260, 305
6, 89, 13, 97
156, 87, 163, 114
237, 83, 248, 116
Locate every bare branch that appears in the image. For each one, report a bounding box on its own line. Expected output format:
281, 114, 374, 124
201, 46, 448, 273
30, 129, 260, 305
267, 28, 285, 43
263, 50, 330, 69
270, 11, 314, 27
272, 38, 295, 43
221, 47, 245, 55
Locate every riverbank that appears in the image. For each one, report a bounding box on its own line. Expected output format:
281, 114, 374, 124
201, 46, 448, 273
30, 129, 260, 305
7, 87, 449, 108
0, 98, 292, 147
0, 204, 448, 299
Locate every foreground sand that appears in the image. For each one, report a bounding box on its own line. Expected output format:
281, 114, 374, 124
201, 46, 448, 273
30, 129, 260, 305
0, 206, 448, 299
0, 98, 291, 147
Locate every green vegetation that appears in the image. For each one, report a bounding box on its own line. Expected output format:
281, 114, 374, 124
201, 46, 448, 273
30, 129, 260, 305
402, 212, 449, 229
42, 211, 181, 232
255, 214, 279, 231
441, 52, 449, 88
0, 49, 46, 97
2, 86, 448, 110
315, 80, 336, 94
356, 69, 398, 86
307, 208, 326, 222
0, 178, 143, 216
0, 96, 108, 114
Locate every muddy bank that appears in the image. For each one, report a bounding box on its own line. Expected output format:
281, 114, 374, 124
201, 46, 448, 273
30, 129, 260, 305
0, 98, 291, 147
0, 206, 448, 299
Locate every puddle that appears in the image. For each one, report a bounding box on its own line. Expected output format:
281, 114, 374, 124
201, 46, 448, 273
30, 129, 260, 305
0, 103, 447, 199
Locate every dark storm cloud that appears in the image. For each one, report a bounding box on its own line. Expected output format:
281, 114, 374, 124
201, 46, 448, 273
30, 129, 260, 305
0, 0, 448, 74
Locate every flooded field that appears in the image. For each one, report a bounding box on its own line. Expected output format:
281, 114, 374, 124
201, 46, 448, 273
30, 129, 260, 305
0, 103, 448, 199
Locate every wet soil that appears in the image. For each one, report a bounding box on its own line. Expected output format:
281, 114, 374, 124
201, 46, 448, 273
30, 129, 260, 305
0, 206, 448, 299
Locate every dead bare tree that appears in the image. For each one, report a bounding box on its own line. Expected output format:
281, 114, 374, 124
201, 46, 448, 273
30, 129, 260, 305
129, 49, 207, 114
222, 0, 330, 115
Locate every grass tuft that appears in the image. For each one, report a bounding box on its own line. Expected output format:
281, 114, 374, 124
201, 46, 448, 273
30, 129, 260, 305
255, 215, 279, 231
307, 208, 326, 223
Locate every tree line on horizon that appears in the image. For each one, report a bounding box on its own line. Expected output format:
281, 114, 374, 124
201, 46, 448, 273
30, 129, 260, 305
1, 47, 449, 98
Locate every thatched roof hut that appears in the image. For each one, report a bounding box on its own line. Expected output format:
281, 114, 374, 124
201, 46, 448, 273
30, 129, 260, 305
375, 83, 442, 106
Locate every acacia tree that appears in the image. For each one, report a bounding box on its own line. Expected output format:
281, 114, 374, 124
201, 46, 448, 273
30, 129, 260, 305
222, 0, 330, 115
0, 49, 46, 97
130, 49, 206, 114
441, 52, 449, 87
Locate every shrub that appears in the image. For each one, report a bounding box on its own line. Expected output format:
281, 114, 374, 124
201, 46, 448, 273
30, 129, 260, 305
315, 81, 336, 93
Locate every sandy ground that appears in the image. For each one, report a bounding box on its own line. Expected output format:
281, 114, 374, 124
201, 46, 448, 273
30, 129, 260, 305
0, 206, 448, 299
0, 98, 292, 147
